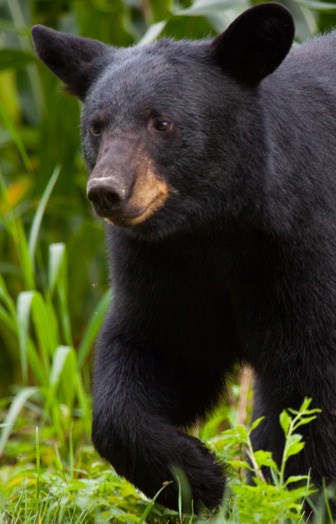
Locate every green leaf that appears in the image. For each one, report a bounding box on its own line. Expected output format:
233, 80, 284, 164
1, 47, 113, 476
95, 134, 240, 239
174, 0, 246, 16
28, 166, 60, 266
48, 243, 72, 346
227, 459, 253, 471
250, 416, 265, 433
48, 242, 66, 296
253, 450, 278, 471
138, 482, 171, 523
280, 410, 291, 435
0, 49, 36, 70
284, 435, 305, 461
294, 415, 319, 428
16, 290, 56, 386
139, 21, 167, 44
17, 290, 34, 383
49, 345, 71, 386
0, 305, 16, 332
30, 291, 55, 370
235, 424, 249, 441
77, 288, 112, 368
293, 397, 313, 413
0, 387, 38, 455
285, 475, 311, 485
292, 0, 336, 12
0, 274, 16, 321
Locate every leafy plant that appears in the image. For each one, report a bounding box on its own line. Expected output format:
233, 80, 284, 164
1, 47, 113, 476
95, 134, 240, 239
0, 398, 324, 523
210, 398, 321, 523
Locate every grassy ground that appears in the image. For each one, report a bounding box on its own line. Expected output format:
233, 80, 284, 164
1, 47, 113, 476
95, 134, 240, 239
1, 0, 336, 522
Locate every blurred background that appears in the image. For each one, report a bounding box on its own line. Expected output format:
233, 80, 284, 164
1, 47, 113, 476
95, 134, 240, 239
1, 0, 336, 520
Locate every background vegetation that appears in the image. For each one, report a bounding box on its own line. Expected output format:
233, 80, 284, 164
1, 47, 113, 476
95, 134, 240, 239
1, 0, 336, 522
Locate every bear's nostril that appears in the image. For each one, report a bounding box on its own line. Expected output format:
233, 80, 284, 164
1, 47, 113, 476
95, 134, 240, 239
87, 181, 127, 216
89, 188, 120, 208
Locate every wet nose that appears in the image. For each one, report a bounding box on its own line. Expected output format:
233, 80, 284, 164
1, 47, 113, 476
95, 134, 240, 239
87, 177, 128, 217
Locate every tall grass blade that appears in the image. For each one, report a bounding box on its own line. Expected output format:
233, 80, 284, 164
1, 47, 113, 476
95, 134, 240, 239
30, 291, 56, 370
0, 275, 16, 318
16, 220, 35, 290
292, 0, 336, 11
48, 242, 66, 296
139, 21, 166, 44
0, 386, 38, 455
35, 426, 41, 506
138, 484, 169, 523
28, 166, 61, 267
17, 290, 53, 384
49, 345, 71, 386
17, 290, 34, 382
0, 276, 17, 332
48, 242, 73, 346
77, 288, 112, 368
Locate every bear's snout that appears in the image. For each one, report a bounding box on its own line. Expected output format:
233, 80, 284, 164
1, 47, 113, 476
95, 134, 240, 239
87, 139, 170, 227
87, 176, 129, 218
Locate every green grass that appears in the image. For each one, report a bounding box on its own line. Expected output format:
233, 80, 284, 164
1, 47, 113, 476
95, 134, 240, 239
0, 419, 175, 523
2, 0, 336, 522
0, 392, 327, 523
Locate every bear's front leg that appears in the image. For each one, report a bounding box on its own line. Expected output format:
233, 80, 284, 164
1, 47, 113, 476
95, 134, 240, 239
91, 334, 225, 512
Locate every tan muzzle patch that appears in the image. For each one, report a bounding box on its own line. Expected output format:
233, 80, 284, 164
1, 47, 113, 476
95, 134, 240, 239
106, 156, 169, 227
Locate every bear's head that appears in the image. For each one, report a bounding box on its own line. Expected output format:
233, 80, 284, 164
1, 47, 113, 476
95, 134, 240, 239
32, 3, 294, 240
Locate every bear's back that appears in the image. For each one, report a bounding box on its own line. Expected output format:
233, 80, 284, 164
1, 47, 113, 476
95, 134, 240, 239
266, 31, 336, 96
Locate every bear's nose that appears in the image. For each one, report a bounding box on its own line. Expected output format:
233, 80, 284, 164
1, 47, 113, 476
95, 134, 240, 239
87, 178, 128, 217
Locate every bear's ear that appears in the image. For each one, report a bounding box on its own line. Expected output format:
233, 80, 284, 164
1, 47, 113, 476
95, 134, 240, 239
32, 25, 112, 100
210, 2, 295, 86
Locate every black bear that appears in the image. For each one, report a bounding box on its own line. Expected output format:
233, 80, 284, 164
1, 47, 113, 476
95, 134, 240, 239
32, 2, 336, 512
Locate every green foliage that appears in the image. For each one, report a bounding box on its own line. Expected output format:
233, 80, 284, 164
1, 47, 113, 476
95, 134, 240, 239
0, 421, 180, 523
1, 0, 336, 522
0, 398, 324, 523
211, 399, 321, 523
1, 0, 336, 391
0, 172, 111, 452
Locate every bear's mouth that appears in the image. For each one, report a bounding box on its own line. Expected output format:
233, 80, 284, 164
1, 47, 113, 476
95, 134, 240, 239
105, 191, 168, 227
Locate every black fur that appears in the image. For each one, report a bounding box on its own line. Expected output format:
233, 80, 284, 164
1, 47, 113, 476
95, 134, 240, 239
32, 3, 336, 512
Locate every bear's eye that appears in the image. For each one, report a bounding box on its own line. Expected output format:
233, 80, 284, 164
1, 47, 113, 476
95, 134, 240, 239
153, 119, 172, 132
90, 122, 103, 137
